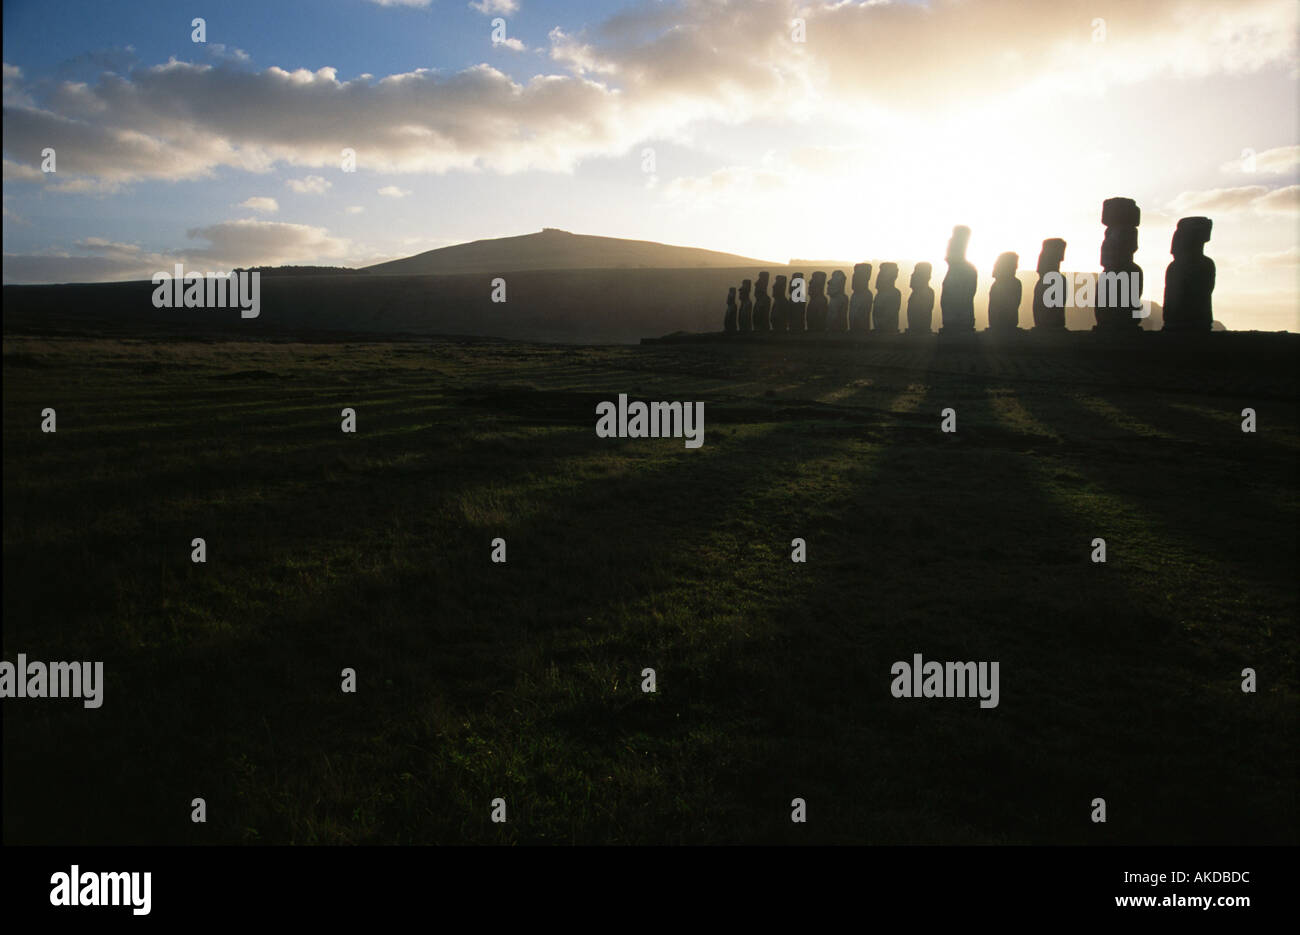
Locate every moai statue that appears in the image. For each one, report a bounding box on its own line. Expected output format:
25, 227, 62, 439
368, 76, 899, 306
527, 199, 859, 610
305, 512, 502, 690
1031, 238, 1067, 330
872, 263, 901, 333
940, 225, 977, 333
789, 272, 807, 332
850, 263, 874, 331
737, 278, 753, 332
724, 286, 738, 333
806, 272, 829, 332
987, 252, 1022, 331
753, 271, 772, 332
1096, 197, 1143, 331
827, 270, 849, 332
1162, 217, 1215, 332
906, 262, 935, 334
771, 274, 790, 332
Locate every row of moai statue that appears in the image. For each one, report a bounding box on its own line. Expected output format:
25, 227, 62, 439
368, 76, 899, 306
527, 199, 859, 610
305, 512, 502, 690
723, 263, 935, 333
723, 199, 1215, 334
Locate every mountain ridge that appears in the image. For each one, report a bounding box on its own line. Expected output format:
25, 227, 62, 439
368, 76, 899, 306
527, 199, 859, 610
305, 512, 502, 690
364, 228, 774, 276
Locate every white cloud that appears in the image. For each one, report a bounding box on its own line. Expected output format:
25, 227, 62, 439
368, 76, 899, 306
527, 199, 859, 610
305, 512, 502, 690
184, 218, 350, 266
1169, 184, 1298, 214
471, 0, 519, 14
286, 174, 332, 194
377, 185, 411, 198
345, 205, 365, 214
1220, 144, 1300, 175
239, 196, 279, 213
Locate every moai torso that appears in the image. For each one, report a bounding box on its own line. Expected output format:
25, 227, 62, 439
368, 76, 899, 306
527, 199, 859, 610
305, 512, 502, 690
1162, 217, 1215, 332
737, 279, 753, 332
1031, 239, 1067, 329
872, 263, 901, 333
724, 287, 738, 333
806, 272, 829, 331
940, 227, 976, 332
906, 263, 934, 333
788, 273, 807, 332
771, 275, 790, 332
987, 252, 1022, 330
850, 263, 873, 331
827, 271, 849, 332
753, 272, 772, 332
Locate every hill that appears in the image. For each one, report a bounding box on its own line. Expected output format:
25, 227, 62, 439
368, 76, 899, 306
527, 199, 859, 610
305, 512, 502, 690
364, 228, 773, 276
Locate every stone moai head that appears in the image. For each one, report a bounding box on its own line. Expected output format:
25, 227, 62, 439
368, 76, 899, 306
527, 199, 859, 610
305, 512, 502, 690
1100, 197, 1140, 267
828, 269, 847, 296
727, 286, 736, 301
946, 225, 971, 262
756, 271, 770, 295
810, 271, 827, 295
1037, 238, 1066, 274
852, 262, 872, 292
910, 262, 932, 289
1172, 216, 1211, 257
1100, 226, 1138, 267
739, 278, 752, 299
1101, 197, 1140, 228
773, 274, 788, 298
877, 262, 899, 288
993, 252, 1019, 280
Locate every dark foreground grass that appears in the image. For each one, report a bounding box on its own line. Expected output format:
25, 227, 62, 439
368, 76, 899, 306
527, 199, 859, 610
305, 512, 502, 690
3, 334, 1296, 844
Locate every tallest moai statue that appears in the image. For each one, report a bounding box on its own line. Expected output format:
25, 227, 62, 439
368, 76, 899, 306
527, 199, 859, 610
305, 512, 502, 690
1096, 197, 1144, 331
1162, 217, 1215, 332
940, 226, 977, 333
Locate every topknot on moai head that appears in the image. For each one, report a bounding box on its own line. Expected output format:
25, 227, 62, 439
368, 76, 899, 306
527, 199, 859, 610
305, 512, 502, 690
910, 261, 932, 289
946, 225, 971, 261
756, 271, 770, 293
773, 273, 788, 297
1172, 216, 1212, 254
828, 269, 847, 296
852, 263, 872, 292
1101, 197, 1140, 228
992, 252, 1019, 280
877, 262, 899, 287
1036, 238, 1066, 274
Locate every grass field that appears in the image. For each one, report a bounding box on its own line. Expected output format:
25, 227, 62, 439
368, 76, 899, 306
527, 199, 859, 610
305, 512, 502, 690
3, 333, 1296, 844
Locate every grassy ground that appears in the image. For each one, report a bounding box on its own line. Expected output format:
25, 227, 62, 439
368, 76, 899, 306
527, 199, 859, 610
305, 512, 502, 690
3, 333, 1296, 844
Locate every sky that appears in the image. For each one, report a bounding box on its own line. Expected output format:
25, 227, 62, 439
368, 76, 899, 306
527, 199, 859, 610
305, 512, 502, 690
3, 0, 1298, 330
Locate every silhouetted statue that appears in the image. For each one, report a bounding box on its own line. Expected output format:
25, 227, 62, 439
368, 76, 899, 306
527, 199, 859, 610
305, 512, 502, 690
1096, 197, 1144, 331
987, 252, 1022, 331
753, 271, 772, 332
771, 274, 790, 332
906, 262, 934, 333
737, 279, 753, 332
1162, 216, 1215, 332
850, 263, 873, 331
789, 272, 807, 332
1031, 238, 1067, 330
872, 262, 901, 333
724, 287, 738, 333
806, 272, 829, 331
940, 226, 976, 332
827, 270, 849, 332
